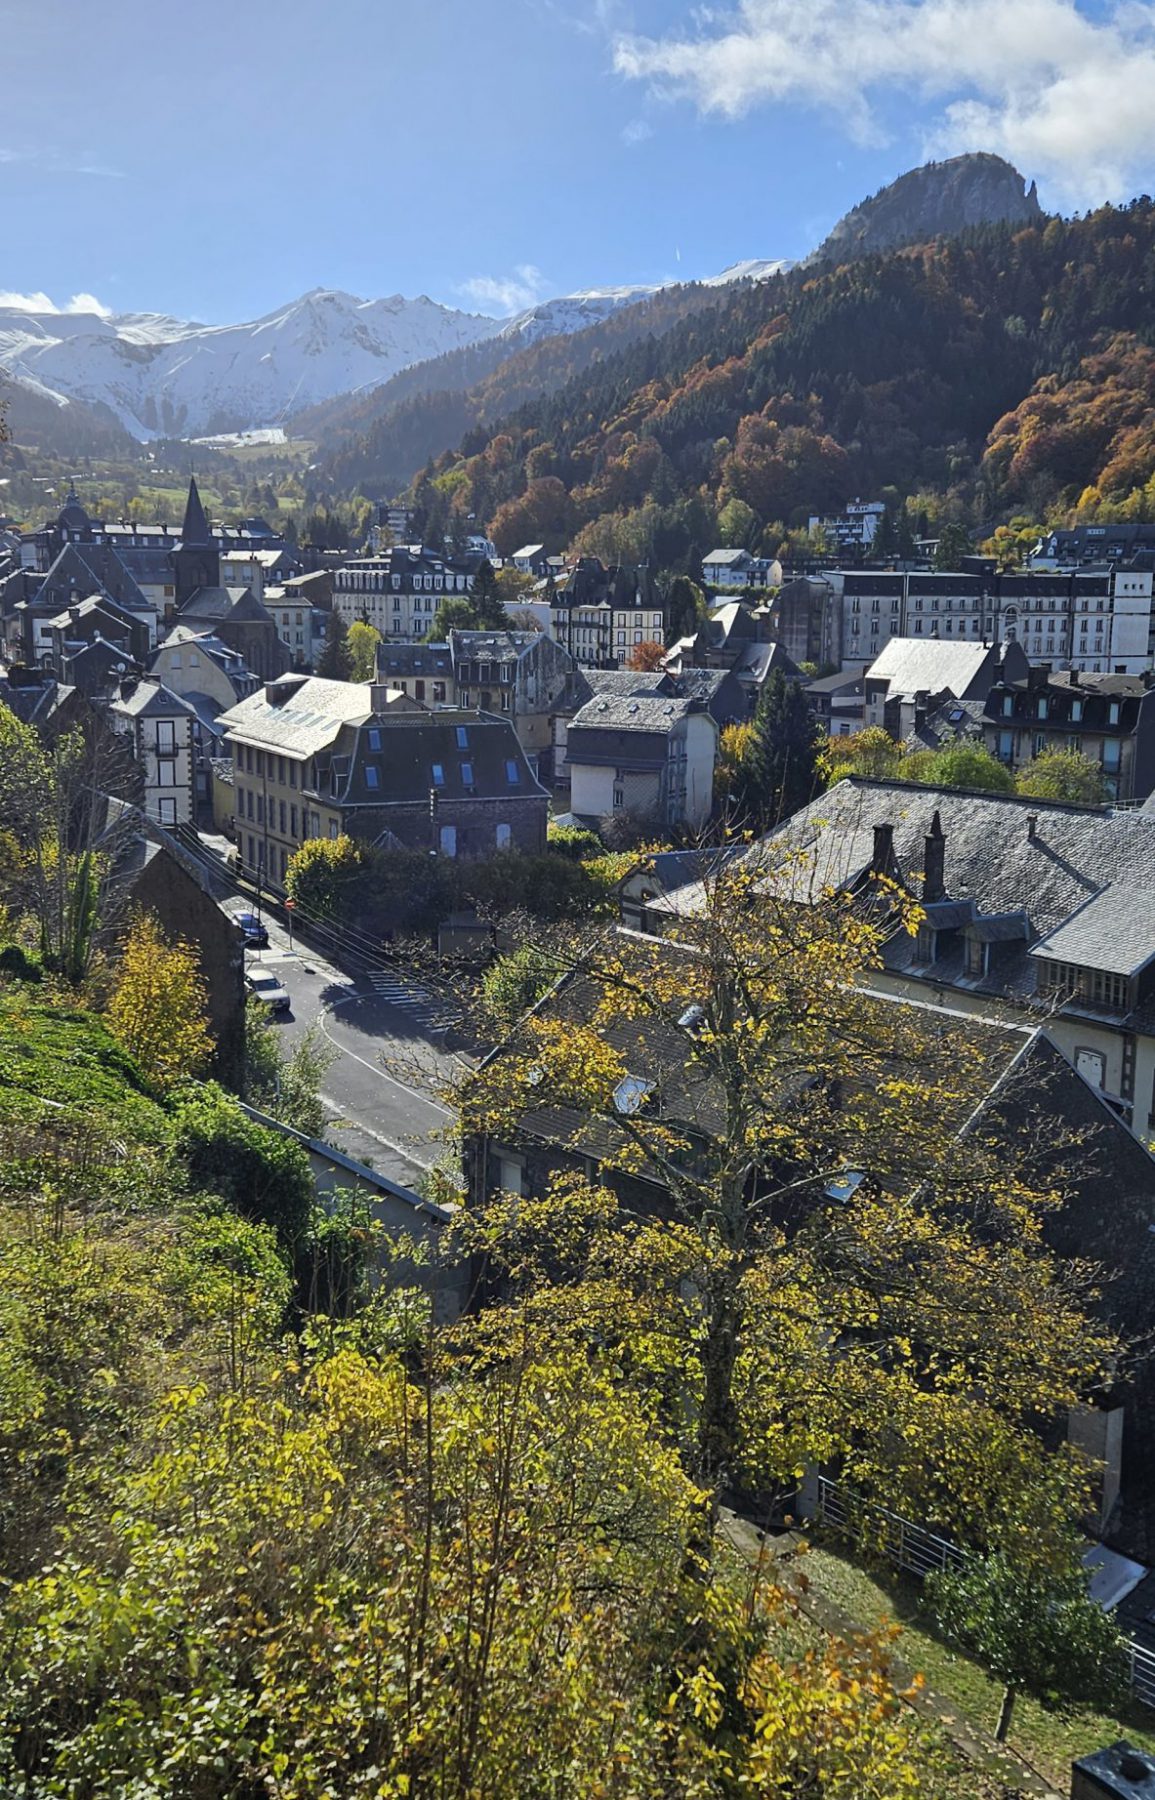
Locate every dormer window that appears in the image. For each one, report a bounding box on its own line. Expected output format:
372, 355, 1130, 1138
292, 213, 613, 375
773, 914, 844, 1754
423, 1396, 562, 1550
1109, 701, 1121, 725
1037, 697, 1048, 720
916, 924, 937, 964
1003, 694, 1013, 716
1071, 700, 1083, 723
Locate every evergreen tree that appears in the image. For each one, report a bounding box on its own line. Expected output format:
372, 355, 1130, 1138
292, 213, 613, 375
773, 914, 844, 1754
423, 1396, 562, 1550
316, 609, 352, 681
735, 668, 821, 831
471, 559, 508, 629
664, 574, 705, 645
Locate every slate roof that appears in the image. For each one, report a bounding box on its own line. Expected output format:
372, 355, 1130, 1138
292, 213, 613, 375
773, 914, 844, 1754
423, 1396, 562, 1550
570, 694, 697, 734
376, 641, 454, 680
567, 669, 674, 709
653, 778, 1155, 1002
217, 674, 384, 758
109, 678, 197, 721
47, 592, 139, 636
1032, 886, 1155, 979
179, 585, 269, 624
332, 708, 547, 809
448, 629, 540, 665
864, 636, 1004, 699
703, 548, 750, 566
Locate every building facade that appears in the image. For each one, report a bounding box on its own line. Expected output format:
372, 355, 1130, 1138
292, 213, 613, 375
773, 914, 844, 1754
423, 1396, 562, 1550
566, 694, 718, 830
219, 674, 547, 883
332, 547, 477, 639
983, 669, 1155, 801
839, 565, 1155, 674
107, 678, 197, 827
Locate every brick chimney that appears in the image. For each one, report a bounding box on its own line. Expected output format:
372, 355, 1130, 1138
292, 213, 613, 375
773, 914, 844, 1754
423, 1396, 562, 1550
923, 809, 945, 903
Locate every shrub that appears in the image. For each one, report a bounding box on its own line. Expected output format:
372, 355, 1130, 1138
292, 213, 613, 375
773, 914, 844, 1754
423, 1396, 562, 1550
169, 1084, 314, 1252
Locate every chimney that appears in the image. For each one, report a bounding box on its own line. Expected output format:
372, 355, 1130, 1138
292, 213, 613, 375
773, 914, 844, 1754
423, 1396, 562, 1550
872, 821, 895, 876
370, 682, 400, 712
923, 809, 946, 903
1027, 812, 1038, 841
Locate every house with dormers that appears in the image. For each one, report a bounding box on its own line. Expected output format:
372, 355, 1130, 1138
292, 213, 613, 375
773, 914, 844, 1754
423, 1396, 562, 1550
983, 668, 1155, 802
218, 673, 547, 883
648, 778, 1155, 1138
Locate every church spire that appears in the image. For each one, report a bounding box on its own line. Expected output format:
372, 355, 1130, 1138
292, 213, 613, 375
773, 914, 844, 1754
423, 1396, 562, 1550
181, 474, 211, 546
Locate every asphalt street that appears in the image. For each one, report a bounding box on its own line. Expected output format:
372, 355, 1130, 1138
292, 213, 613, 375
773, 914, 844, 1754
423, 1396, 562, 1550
221, 896, 462, 1190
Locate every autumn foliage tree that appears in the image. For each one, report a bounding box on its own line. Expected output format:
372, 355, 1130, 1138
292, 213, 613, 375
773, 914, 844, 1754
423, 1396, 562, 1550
460, 858, 1113, 1568
108, 910, 213, 1092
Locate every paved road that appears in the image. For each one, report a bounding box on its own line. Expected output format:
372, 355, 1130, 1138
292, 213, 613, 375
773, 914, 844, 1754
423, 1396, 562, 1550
221, 896, 462, 1190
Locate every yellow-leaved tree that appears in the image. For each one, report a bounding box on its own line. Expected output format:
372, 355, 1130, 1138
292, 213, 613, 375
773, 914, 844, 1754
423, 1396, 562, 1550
459, 852, 1113, 1570
109, 910, 213, 1091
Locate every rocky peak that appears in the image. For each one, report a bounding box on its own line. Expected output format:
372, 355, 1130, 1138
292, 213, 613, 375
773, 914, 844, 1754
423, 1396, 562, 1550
807, 153, 1044, 267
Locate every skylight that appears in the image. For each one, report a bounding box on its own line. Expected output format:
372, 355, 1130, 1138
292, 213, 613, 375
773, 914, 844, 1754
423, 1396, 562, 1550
613, 1075, 655, 1116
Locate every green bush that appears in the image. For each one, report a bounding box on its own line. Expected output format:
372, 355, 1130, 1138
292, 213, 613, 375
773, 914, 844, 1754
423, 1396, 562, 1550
481, 945, 559, 1032
0, 945, 42, 983
169, 1084, 314, 1252
547, 822, 603, 861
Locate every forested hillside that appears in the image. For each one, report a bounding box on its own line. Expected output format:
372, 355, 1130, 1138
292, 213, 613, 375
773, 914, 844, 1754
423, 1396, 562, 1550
312, 279, 751, 498
409, 202, 1155, 562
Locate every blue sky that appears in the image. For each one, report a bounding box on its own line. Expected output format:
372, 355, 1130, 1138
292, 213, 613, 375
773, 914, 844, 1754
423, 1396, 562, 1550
6, 0, 1155, 323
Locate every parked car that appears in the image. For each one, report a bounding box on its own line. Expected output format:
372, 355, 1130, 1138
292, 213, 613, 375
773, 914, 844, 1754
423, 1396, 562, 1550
236, 910, 268, 948
245, 967, 290, 1013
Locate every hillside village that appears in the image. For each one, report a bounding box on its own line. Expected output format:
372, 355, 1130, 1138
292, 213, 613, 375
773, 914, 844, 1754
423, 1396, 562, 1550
8, 161, 1155, 1797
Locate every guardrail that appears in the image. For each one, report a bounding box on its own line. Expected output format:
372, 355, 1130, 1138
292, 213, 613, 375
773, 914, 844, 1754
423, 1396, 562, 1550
812, 1474, 1155, 1710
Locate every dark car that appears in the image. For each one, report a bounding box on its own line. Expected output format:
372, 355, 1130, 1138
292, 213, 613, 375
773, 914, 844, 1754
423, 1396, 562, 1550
236, 910, 268, 948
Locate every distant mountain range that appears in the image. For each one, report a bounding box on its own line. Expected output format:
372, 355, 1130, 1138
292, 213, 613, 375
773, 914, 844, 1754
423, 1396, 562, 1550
0, 265, 791, 449
0, 155, 1045, 461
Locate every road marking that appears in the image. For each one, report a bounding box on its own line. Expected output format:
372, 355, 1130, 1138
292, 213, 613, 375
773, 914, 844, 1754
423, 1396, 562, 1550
318, 1092, 438, 1174
319, 994, 455, 1120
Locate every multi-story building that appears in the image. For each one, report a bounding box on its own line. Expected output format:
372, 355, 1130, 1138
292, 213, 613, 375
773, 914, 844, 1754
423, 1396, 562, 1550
107, 677, 197, 827
332, 547, 477, 639
262, 585, 317, 667
565, 694, 718, 831
375, 629, 578, 775
983, 669, 1155, 801
218, 673, 548, 883
701, 548, 782, 590
863, 636, 1030, 735
546, 559, 666, 668
807, 499, 886, 553
839, 566, 1155, 675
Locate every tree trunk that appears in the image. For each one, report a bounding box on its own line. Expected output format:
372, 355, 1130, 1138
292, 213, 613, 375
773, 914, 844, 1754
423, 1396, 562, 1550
694, 1287, 742, 1505
995, 1684, 1015, 1743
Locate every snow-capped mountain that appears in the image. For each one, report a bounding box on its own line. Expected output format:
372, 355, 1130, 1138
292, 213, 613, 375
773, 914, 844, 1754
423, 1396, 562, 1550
0, 290, 507, 441
0, 261, 793, 444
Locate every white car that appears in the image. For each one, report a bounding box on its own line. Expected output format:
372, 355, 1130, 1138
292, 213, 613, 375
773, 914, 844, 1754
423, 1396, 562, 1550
245, 967, 291, 1013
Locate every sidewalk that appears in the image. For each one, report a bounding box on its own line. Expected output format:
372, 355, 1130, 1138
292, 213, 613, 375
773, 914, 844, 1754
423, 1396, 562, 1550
719, 1509, 1064, 1799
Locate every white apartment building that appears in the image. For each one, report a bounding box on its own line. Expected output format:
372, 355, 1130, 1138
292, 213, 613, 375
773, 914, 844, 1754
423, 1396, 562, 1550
808, 498, 886, 552
333, 547, 476, 639
107, 677, 197, 828
839, 567, 1155, 675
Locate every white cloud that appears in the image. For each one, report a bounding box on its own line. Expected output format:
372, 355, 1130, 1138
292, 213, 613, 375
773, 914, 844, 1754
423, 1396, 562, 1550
0, 290, 111, 315
0, 290, 57, 312
622, 116, 654, 145
612, 0, 1155, 207
459, 264, 548, 316
66, 292, 111, 316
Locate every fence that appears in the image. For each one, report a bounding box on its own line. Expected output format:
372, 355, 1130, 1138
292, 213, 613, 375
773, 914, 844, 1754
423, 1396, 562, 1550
811, 1474, 1155, 1711
815, 1475, 965, 1580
